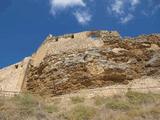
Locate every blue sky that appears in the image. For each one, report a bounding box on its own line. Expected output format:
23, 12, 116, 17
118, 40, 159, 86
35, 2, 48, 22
0, 0, 160, 68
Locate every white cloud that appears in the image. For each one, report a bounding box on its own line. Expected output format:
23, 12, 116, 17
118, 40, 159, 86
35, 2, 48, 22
49, 0, 92, 25
120, 14, 134, 23
152, 4, 160, 14
130, 0, 140, 6
48, 0, 159, 25
150, 0, 160, 15
73, 10, 92, 25
50, 0, 85, 15
111, 0, 124, 15
110, 0, 140, 15
108, 0, 140, 23
140, 0, 160, 16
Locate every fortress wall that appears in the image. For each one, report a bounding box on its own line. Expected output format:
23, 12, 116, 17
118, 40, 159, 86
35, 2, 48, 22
0, 57, 30, 93
0, 30, 121, 94
31, 32, 92, 66
31, 31, 119, 67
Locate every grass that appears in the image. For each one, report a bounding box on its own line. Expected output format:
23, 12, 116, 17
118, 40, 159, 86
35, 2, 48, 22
11, 93, 40, 116
70, 96, 85, 104
66, 104, 96, 120
105, 99, 131, 110
93, 96, 107, 106
126, 105, 160, 119
0, 96, 5, 108
0, 91, 160, 120
44, 104, 59, 113
92, 91, 160, 119
126, 91, 160, 104
93, 95, 132, 110
0, 94, 54, 120
12, 93, 39, 107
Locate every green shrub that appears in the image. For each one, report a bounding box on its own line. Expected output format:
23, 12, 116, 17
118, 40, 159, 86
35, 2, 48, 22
93, 96, 107, 106
44, 105, 58, 113
149, 106, 160, 116
127, 106, 160, 119
0, 97, 5, 108
105, 100, 131, 110
126, 91, 160, 104
70, 96, 85, 104
11, 94, 40, 116
14, 94, 39, 107
66, 105, 96, 120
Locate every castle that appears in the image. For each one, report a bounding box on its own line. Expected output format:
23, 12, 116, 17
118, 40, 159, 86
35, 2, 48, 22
0, 30, 160, 96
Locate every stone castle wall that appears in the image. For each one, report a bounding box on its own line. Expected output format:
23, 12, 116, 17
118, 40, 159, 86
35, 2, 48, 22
24, 31, 160, 96
0, 30, 160, 97
0, 57, 30, 93
31, 31, 120, 66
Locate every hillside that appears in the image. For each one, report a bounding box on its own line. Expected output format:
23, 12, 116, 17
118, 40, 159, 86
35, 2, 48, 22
0, 30, 160, 97
0, 89, 160, 120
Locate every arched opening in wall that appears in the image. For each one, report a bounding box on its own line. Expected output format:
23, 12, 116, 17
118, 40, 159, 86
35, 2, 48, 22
88, 31, 101, 40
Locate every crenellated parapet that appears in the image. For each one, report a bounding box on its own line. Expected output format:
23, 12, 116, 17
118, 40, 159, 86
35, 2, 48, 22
31, 30, 120, 66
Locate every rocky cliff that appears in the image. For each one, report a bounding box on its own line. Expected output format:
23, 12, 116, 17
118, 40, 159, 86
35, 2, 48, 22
0, 30, 160, 96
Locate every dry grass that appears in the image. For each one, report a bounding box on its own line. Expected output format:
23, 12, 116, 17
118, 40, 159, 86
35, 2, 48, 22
0, 91, 160, 120
64, 104, 96, 120
0, 94, 53, 120
105, 99, 131, 110
92, 91, 160, 120
93, 96, 107, 106
70, 96, 85, 104
126, 91, 159, 104
44, 104, 59, 113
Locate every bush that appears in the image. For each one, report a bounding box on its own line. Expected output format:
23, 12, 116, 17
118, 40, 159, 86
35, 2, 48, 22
13, 94, 41, 117
0, 94, 58, 120
66, 105, 96, 120
126, 91, 160, 104
105, 100, 131, 110
93, 96, 107, 106
0, 96, 5, 108
12, 94, 39, 107
44, 104, 58, 113
127, 105, 160, 119
70, 96, 85, 104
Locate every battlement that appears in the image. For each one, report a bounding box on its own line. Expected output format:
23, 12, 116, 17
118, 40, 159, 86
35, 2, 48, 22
31, 30, 120, 66
44, 30, 120, 44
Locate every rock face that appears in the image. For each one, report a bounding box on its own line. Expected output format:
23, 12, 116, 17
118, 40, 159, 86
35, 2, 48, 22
23, 31, 160, 96
0, 30, 160, 96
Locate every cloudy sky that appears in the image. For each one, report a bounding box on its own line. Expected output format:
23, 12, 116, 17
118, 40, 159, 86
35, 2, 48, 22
0, 0, 160, 67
